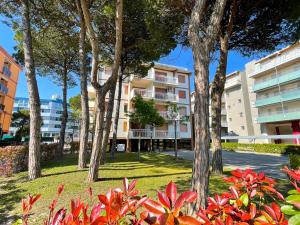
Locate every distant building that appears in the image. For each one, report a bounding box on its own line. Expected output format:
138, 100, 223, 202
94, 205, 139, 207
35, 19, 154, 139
88, 63, 192, 151
9, 95, 79, 140
0, 46, 21, 134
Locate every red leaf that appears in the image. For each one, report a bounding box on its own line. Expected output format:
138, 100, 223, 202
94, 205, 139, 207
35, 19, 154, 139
177, 216, 202, 225
98, 194, 109, 206
250, 203, 256, 219
90, 204, 102, 222
173, 191, 197, 216
123, 178, 129, 193
158, 191, 171, 209
225, 215, 233, 225
166, 181, 177, 206
57, 184, 64, 195
143, 199, 166, 215
52, 208, 66, 224
128, 179, 138, 192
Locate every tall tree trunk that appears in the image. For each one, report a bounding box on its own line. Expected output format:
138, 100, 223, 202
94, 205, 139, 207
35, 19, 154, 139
100, 84, 116, 165
77, 5, 89, 169
22, 0, 42, 180
57, 66, 68, 158
211, 37, 228, 174
188, 0, 227, 213
88, 91, 106, 181
111, 74, 122, 159
211, 0, 237, 174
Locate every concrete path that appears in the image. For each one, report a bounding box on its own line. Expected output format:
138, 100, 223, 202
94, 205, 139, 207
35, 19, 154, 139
162, 150, 289, 179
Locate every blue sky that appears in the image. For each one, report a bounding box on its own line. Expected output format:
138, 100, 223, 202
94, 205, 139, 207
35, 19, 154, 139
0, 21, 259, 100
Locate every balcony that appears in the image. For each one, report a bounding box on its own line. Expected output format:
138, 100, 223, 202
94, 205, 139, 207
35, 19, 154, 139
224, 76, 241, 89
257, 108, 300, 123
0, 83, 8, 95
154, 74, 178, 86
255, 88, 300, 107
249, 47, 300, 77
2, 66, 11, 78
155, 92, 177, 102
252, 69, 300, 92
128, 129, 177, 139
131, 88, 152, 99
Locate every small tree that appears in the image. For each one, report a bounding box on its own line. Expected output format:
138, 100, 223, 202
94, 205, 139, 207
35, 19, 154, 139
129, 95, 165, 160
167, 103, 188, 161
11, 110, 30, 141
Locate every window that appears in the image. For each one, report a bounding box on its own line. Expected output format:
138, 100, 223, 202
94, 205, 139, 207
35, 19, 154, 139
179, 107, 187, 116
238, 99, 241, 103
178, 90, 186, 99
124, 103, 128, 113
241, 126, 245, 130
180, 123, 188, 132
229, 118, 232, 121
124, 85, 128, 95
123, 121, 128, 132
240, 112, 243, 117
55, 125, 61, 128
178, 75, 186, 83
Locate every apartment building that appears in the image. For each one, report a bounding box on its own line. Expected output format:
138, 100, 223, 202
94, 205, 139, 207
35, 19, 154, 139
9, 95, 79, 140
88, 63, 192, 151
246, 42, 300, 144
0, 46, 21, 135
224, 71, 254, 142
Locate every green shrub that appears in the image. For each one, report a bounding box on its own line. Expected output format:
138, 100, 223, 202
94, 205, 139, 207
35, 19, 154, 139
221, 142, 300, 155
0, 143, 60, 177
289, 154, 300, 169
70, 141, 92, 153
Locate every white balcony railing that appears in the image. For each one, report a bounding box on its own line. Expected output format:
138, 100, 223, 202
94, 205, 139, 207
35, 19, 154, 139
250, 47, 300, 77
128, 129, 177, 139
131, 88, 152, 98
155, 92, 177, 102
154, 74, 178, 85
225, 76, 241, 89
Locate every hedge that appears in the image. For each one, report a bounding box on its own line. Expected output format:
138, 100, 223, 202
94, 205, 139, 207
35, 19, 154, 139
69, 141, 92, 153
221, 142, 300, 155
0, 143, 59, 177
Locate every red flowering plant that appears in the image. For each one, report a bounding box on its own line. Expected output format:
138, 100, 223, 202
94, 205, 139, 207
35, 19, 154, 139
197, 169, 287, 225
281, 166, 300, 225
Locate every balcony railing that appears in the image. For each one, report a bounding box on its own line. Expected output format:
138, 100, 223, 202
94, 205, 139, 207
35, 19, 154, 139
131, 88, 152, 98
224, 76, 241, 89
255, 87, 300, 107
252, 69, 300, 92
128, 129, 177, 139
155, 92, 177, 102
154, 74, 178, 85
2, 66, 11, 78
250, 47, 300, 77
257, 108, 300, 123
0, 83, 8, 95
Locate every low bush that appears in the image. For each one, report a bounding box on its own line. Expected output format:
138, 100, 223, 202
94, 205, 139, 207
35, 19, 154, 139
0, 143, 59, 177
20, 168, 289, 225
70, 141, 92, 153
222, 142, 300, 155
289, 154, 300, 169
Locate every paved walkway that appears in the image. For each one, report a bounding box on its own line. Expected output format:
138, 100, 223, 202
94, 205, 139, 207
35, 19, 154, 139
162, 150, 289, 179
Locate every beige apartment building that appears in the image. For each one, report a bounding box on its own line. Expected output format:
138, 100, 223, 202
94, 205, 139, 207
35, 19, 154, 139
88, 63, 192, 151
191, 42, 300, 145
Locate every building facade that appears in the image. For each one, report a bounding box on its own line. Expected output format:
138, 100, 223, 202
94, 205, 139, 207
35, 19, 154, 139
10, 95, 79, 140
88, 63, 192, 151
246, 42, 300, 144
0, 46, 21, 134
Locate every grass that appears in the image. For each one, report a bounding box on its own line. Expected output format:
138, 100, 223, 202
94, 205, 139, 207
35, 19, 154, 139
0, 152, 291, 224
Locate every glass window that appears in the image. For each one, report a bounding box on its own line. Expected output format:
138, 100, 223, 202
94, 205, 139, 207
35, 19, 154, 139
178, 90, 186, 99
124, 103, 128, 113
123, 121, 128, 132
178, 75, 186, 83
180, 123, 188, 132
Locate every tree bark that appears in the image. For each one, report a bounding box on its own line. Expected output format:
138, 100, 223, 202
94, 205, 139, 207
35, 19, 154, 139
211, 0, 238, 174
211, 37, 228, 174
77, 3, 89, 169
111, 74, 122, 159
100, 84, 116, 165
22, 0, 42, 180
57, 64, 68, 158
188, 0, 227, 213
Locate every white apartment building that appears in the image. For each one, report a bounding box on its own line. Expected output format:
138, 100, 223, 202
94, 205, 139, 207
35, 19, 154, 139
88, 63, 192, 151
9, 95, 79, 140
246, 42, 300, 144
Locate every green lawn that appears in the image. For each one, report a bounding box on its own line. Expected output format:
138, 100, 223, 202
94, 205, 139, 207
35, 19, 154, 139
0, 152, 290, 224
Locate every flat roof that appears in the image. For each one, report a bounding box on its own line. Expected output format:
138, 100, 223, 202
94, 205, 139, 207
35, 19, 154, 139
154, 63, 191, 75
226, 70, 240, 78
255, 41, 300, 64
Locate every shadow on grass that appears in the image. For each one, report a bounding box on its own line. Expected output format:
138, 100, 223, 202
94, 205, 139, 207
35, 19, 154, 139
0, 176, 27, 224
